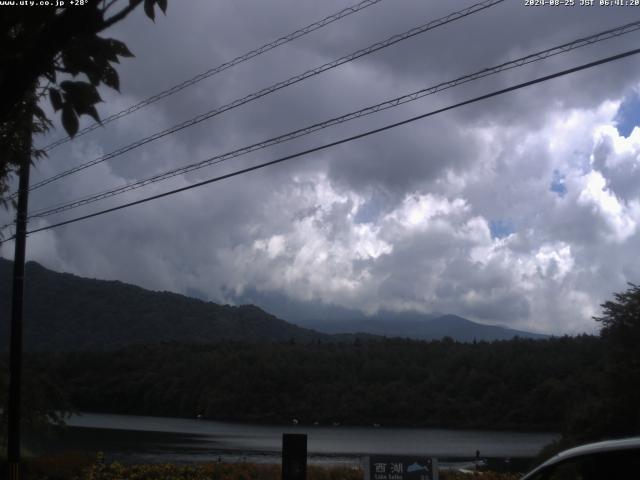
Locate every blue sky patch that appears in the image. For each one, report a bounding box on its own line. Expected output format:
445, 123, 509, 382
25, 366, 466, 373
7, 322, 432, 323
354, 201, 380, 224
615, 91, 640, 137
489, 219, 515, 239
354, 193, 390, 224
550, 169, 567, 197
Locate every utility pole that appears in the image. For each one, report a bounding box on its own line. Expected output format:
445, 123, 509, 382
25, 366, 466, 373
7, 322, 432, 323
6, 104, 32, 480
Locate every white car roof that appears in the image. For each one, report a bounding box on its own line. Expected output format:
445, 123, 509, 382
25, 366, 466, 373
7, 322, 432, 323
522, 437, 640, 479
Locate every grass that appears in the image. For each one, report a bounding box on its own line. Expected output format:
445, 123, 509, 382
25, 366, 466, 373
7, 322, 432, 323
5, 453, 523, 480
21, 458, 360, 480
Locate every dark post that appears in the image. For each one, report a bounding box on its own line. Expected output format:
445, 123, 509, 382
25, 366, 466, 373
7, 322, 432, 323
7, 127, 32, 480
282, 433, 307, 480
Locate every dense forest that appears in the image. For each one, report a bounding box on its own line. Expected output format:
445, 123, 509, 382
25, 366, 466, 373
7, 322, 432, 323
0, 259, 330, 350
20, 336, 605, 432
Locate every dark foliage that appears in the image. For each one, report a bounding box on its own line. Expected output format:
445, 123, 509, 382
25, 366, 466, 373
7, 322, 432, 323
0, 0, 168, 204
0, 356, 73, 450
21, 336, 604, 431
583, 283, 640, 439
542, 283, 640, 451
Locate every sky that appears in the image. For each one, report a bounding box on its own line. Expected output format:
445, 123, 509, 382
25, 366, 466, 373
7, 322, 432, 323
3, 0, 640, 335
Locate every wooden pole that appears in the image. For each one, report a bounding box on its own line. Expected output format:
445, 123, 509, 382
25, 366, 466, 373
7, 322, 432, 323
7, 117, 32, 480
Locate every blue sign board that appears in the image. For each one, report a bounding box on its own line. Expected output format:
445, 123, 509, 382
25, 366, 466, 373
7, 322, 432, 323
365, 455, 438, 480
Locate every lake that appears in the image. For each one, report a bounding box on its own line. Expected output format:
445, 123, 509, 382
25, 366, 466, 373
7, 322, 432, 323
37, 412, 557, 471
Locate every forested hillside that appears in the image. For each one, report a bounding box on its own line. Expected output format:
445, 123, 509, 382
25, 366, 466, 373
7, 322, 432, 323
28, 336, 603, 431
0, 259, 327, 350
0, 259, 547, 350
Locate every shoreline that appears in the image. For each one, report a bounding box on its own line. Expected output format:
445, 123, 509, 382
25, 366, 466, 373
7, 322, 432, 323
67, 410, 560, 434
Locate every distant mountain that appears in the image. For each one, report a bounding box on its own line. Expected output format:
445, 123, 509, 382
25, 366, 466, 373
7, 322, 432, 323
0, 259, 329, 351
234, 287, 547, 341
233, 287, 434, 323
300, 313, 547, 341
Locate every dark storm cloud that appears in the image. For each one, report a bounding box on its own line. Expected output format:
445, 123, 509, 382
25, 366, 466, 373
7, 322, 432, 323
3, 0, 640, 334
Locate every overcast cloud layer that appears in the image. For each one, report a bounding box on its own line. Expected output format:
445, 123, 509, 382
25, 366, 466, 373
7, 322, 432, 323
3, 0, 640, 334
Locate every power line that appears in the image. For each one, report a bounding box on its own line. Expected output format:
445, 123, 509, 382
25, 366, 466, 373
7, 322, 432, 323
20, 0, 505, 196
40, 0, 387, 152
8, 46, 638, 242
26, 20, 640, 220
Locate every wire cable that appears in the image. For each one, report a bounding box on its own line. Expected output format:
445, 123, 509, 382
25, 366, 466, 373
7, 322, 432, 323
25, 20, 640, 220
4, 46, 636, 242
40, 0, 387, 152
20, 0, 506, 197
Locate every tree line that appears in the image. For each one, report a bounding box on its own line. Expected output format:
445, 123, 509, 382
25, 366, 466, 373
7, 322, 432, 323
18, 335, 605, 432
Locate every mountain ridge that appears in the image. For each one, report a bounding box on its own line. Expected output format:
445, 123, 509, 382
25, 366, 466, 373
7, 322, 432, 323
0, 258, 546, 351
298, 313, 547, 341
235, 288, 547, 340
0, 258, 329, 351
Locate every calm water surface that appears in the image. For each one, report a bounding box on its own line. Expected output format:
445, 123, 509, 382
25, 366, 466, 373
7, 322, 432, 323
48, 412, 557, 468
